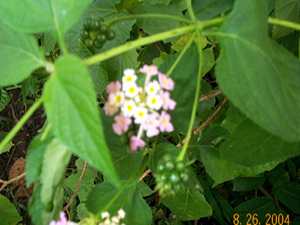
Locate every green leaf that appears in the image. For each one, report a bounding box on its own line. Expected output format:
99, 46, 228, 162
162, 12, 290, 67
219, 107, 300, 166
215, 0, 300, 142
274, 182, 300, 214
232, 176, 265, 192
192, 0, 233, 20
25, 135, 52, 187
0, 0, 93, 34
43, 55, 120, 186
0, 194, 21, 225
40, 139, 71, 206
101, 114, 143, 180
234, 197, 278, 225
133, 3, 182, 34
87, 181, 152, 225
29, 184, 64, 225
160, 44, 199, 133
273, 0, 300, 38
102, 50, 139, 81
0, 25, 44, 86
162, 188, 212, 221
200, 147, 280, 185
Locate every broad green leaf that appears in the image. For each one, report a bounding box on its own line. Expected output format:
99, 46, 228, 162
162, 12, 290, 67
101, 114, 143, 180
216, 0, 300, 142
41, 139, 71, 206
44, 55, 119, 186
160, 44, 199, 133
0, 25, 44, 86
234, 197, 278, 225
219, 107, 300, 166
25, 135, 52, 187
29, 184, 64, 225
133, 3, 182, 34
162, 188, 212, 220
192, 0, 233, 20
87, 181, 152, 225
0, 195, 21, 225
200, 147, 280, 185
232, 176, 265, 192
273, 0, 300, 38
274, 182, 300, 213
0, 0, 93, 34
102, 50, 139, 81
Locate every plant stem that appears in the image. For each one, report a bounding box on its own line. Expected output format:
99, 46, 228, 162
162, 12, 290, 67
177, 36, 203, 161
268, 17, 300, 31
0, 98, 43, 153
84, 18, 224, 66
106, 13, 191, 25
166, 34, 195, 76
186, 0, 197, 21
83, 24, 196, 65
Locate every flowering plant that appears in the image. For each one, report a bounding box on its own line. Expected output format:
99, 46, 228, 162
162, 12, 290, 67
0, 0, 300, 225
104, 65, 176, 151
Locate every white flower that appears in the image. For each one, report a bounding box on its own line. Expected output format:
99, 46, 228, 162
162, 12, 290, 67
118, 209, 126, 219
124, 83, 139, 98
122, 69, 137, 84
101, 212, 110, 219
145, 80, 160, 95
121, 100, 136, 117
134, 107, 148, 124
146, 95, 162, 110
109, 91, 125, 107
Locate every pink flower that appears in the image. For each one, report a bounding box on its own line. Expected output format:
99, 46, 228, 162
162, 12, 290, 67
106, 81, 121, 94
140, 64, 158, 77
130, 136, 145, 151
49, 212, 77, 225
158, 73, 174, 90
104, 102, 118, 116
142, 113, 160, 137
161, 92, 176, 111
113, 114, 132, 135
159, 112, 174, 132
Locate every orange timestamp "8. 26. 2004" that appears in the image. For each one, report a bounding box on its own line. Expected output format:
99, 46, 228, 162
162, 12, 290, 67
232, 213, 291, 225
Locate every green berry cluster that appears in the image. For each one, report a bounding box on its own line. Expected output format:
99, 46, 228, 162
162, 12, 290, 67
155, 155, 189, 196
80, 18, 115, 50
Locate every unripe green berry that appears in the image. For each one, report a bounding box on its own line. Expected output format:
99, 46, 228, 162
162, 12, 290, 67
105, 30, 115, 40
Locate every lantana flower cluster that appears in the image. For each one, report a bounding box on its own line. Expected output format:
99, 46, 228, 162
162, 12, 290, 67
49, 212, 77, 225
104, 65, 176, 151
99, 209, 126, 225
49, 209, 126, 225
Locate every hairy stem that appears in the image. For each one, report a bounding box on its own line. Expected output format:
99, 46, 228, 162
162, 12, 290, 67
83, 18, 223, 66
0, 98, 43, 153
106, 13, 191, 25
177, 35, 203, 161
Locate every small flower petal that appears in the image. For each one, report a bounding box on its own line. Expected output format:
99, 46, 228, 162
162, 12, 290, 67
158, 73, 174, 90
130, 136, 145, 151
146, 95, 162, 110
106, 81, 121, 94
159, 111, 174, 132
113, 114, 132, 135
145, 80, 160, 95
140, 64, 158, 77
121, 100, 136, 117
